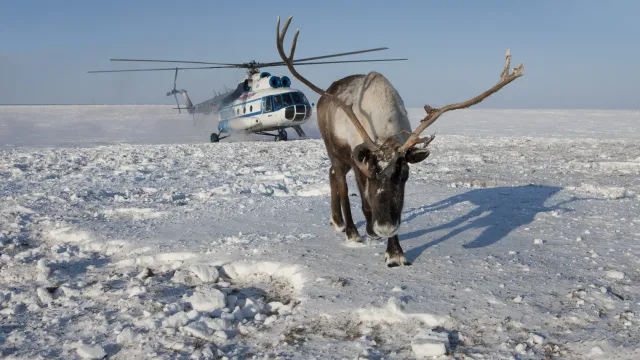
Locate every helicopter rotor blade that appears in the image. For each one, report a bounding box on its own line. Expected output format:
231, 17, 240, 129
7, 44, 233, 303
87, 65, 239, 73
110, 58, 241, 66
260, 58, 408, 68
292, 47, 389, 63
257, 47, 390, 67
173, 68, 179, 90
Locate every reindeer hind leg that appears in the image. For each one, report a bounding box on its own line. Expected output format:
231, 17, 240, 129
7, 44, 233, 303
329, 165, 345, 232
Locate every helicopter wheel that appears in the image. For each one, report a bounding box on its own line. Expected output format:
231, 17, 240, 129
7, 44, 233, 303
275, 129, 288, 142
210, 133, 220, 143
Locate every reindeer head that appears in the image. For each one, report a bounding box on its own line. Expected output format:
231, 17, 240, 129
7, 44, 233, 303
351, 136, 432, 235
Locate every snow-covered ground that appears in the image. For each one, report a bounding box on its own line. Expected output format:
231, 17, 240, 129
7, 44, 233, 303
1, 105, 639, 359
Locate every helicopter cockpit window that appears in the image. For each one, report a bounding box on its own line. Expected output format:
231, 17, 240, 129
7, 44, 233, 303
281, 93, 294, 107
272, 95, 283, 110
263, 97, 273, 112
291, 92, 303, 104
300, 92, 310, 105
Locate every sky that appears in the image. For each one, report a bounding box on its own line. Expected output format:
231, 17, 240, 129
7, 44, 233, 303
1, 0, 639, 109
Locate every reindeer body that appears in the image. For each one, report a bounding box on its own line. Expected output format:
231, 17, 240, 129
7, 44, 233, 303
318, 72, 411, 150
317, 72, 416, 266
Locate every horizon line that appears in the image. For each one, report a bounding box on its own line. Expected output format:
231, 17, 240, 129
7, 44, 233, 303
0, 104, 639, 111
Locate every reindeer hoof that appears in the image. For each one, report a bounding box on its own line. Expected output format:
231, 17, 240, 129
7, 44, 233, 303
385, 252, 411, 267
330, 220, 346, 233
347, 233, 363, 242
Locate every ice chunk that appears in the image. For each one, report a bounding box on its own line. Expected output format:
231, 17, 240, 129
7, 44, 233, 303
187, 309, 200, 321
411, 329, 449, 358
164, 302, 184, 315
189, 264, 220, 283
265, 301, 283, 313
162, 311, 190, 328
182, 321, 215, 341
172, 269, 202, 286
528, 333, 545, 345
589, 345, 605, 356
76, 345, 106, 359
116, 328, 139, 345
232, 306, 244, 321
36, 258, 50, 275
264, 315, 278, 326
202, 317, 229, 331
606, 270, 625, 280
37, 287, 54, 303
128, 286, 147, 298
184, 285, 226, 312
214, 330, 229, 340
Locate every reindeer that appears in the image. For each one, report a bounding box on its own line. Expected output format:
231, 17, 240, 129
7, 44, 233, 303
276, 16, 524, 267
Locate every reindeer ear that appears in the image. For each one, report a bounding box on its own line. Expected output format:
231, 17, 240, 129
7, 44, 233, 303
352, 144, 377, 178
405, 148, 430, 164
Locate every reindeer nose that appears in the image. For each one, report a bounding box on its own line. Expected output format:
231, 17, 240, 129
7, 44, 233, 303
373, 221, 400, 237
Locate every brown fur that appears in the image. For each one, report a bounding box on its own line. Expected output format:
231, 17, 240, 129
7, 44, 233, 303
316, 74, 429, 267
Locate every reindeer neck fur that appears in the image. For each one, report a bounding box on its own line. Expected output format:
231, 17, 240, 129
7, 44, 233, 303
320, 72, 411, 152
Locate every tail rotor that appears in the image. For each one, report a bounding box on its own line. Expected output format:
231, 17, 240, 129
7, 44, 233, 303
167, 68, 186, 113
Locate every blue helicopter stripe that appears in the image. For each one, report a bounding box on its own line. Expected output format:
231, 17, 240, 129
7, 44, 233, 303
220, 109, 263, 121
219, 97, 262, 111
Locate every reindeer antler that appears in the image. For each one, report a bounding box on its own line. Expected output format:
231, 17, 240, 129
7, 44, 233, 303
276, 16, 377, 149
398, 50, 524, 152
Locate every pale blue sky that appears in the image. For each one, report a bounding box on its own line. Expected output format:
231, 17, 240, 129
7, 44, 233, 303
1, 0, 638, 109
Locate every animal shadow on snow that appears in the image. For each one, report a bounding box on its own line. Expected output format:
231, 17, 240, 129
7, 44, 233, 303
402, 185, 581, 262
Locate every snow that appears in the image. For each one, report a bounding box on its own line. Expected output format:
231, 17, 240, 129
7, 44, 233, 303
1, 105, 640, 359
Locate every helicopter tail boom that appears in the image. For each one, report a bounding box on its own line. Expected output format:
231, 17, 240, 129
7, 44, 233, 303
181, 91, 193, 109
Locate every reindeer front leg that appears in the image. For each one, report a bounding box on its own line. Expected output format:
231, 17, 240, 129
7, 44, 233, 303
385, 235, 411, 267
353, 167, 379, 239
333, 165, 361, 242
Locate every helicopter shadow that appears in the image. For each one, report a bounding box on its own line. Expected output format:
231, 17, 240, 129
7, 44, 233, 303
401, 185, 583, 263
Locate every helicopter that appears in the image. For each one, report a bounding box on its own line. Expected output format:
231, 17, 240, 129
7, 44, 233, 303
88, 48, 407, 142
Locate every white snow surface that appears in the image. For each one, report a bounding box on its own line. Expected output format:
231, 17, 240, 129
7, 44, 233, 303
1, 105, 639, 359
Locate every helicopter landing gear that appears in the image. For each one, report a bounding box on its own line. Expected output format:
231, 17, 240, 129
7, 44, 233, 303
210, 132, 229, 143
274, 129, 288, 142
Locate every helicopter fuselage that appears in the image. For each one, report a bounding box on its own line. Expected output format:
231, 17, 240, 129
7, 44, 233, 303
217, 87, 312, 133
186, 72, 313, 136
